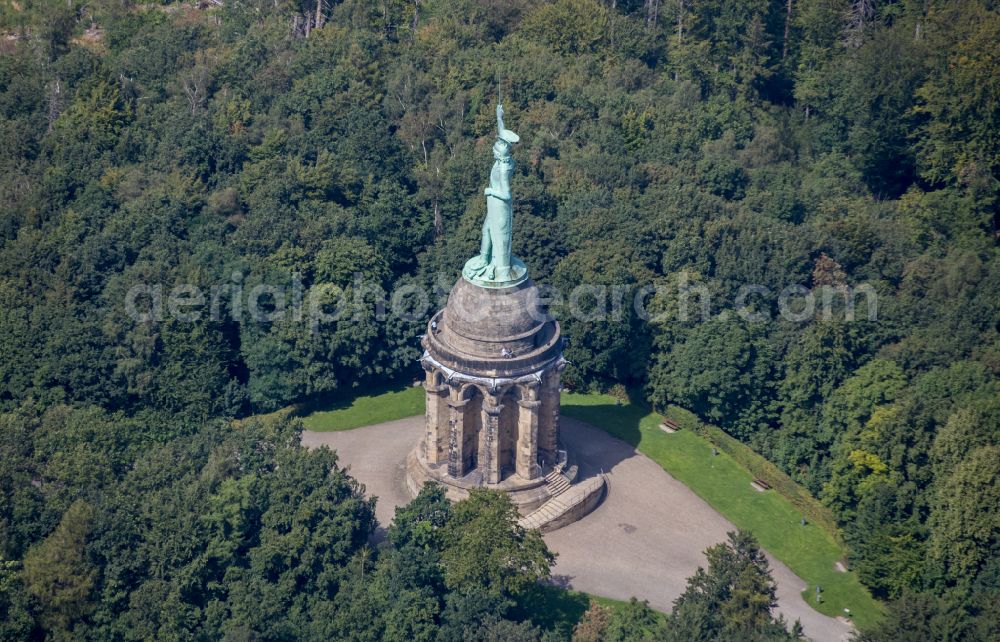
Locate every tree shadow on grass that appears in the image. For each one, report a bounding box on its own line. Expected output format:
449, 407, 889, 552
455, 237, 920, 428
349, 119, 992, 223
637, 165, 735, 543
292, 377, 417, 418
560, 401, 647, 449
515, 583, 590, 636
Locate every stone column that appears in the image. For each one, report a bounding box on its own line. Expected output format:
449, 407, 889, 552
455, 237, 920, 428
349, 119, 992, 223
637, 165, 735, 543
446, 395, 469, 478
516, 394, 540, 480
423, 370, 449, 465
480, 400, 503, 485
539, 369, 561, 462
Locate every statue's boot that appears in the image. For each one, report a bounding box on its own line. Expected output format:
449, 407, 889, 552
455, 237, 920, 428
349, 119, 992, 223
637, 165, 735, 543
466, 254, 489, 271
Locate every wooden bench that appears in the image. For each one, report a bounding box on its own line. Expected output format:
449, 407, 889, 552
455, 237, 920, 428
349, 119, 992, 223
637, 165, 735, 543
659, 417, 681, 433
751, 478, 771, 492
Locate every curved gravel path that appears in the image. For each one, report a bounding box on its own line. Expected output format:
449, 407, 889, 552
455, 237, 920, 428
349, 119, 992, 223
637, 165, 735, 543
302, 416, 853, 642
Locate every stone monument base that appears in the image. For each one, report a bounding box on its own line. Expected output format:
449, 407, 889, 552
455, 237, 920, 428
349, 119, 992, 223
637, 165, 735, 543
405, 439, 606, 533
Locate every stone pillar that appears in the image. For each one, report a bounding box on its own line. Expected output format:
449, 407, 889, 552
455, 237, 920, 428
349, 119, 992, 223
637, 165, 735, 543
539, 367, 561, 462
516, 394, 540, 480
480, 401, 503, 485
446, 395, 469, 478
423, 370, 448, 465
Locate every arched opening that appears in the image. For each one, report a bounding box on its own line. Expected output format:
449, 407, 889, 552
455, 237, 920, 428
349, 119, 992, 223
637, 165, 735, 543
497, 387, 520, 481
461, 386, 482, 476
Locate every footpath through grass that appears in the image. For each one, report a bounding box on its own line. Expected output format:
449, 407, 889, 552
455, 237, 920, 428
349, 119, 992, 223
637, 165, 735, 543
561, 392, 882, 629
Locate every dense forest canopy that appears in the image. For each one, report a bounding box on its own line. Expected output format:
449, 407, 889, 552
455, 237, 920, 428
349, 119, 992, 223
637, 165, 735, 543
0, 0, 998, 639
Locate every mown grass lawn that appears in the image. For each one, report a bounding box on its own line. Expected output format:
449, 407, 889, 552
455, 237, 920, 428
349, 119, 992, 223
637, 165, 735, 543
295, 386, 881, 628
298, 383, 424, 432
561, 392, 882, 629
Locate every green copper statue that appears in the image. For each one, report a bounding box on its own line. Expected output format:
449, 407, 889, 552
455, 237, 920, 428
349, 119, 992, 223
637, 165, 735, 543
463, 103, 528, 288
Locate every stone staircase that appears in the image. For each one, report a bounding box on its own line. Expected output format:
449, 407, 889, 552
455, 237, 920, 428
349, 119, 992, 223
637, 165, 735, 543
519, 473, 606, 533
520, 494, 571, 531
545, 469, 571, 496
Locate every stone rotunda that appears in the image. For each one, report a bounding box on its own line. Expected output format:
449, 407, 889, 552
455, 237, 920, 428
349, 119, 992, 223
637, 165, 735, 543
405, 104, 605, 531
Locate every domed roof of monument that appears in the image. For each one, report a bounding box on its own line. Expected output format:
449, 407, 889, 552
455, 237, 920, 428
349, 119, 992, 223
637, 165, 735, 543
444, 276, 547, 341
422, 276, 562, 378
